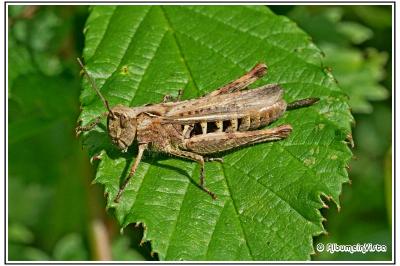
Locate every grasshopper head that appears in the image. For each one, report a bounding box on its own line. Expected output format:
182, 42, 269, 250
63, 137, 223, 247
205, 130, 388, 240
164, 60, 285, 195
107, 106, 137, 151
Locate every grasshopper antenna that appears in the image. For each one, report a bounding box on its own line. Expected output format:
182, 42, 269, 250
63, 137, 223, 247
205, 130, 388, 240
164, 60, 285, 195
77, 58, 115, 118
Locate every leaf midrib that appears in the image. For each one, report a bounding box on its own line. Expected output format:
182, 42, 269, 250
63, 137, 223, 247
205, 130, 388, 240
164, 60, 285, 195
221, 164, 255, 259
160, 6, 201, 98
142, 6, 256, 259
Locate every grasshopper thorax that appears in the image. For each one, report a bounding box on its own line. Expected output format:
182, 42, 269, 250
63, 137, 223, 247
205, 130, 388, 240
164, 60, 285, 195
107, 105, 137, 151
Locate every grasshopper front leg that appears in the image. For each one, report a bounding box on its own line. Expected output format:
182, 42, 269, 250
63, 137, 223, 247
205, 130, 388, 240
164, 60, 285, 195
165, 148, 218, 200
76, 112, 108, 136
114, 143, 148, 203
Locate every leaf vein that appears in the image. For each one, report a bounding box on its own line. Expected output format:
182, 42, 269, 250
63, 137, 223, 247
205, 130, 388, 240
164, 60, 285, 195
220, 164, 254, 259
183, 7, 318, 67
90, 7, 117, 61
130, 30, 168, 105
160, 6, 201, 97
229, 163, 314, 226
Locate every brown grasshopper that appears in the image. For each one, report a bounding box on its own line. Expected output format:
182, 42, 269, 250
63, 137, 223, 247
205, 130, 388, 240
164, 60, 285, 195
76, 59, 319, 203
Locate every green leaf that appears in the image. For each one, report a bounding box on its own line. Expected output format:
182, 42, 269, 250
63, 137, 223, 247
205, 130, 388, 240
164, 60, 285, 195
8, 38, 36, 90
288, 6, 389, 114
321, 44, 388, 113
52, 234, 89, 260
112, 236, 147, 260
336, 22, 373, 45
78, 6, 352, 260
9, 73, 78, 144
8, 244, 51, 261
288, 7, 348, 46
352, 6, 392, 30
384, 147, 392, 226
288, 6, 373, 46
8, 224, 34, 244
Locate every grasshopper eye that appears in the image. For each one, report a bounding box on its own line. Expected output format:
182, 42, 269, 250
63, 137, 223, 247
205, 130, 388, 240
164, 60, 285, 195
120, 114, 128, 128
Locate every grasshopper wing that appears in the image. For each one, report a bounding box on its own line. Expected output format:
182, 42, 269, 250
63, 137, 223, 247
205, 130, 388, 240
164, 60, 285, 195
162, 84, 286, 126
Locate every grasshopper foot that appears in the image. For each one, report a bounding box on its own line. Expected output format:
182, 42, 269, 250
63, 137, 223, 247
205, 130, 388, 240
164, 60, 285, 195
163, 95, 174, 102
208, 190, 218, 200
113, 191, 122, 203
199, 171, 218, 200
75, 126, 83, 137
90, 154, 102, 163
163, 89, 183, 102
201, 183, 218, 200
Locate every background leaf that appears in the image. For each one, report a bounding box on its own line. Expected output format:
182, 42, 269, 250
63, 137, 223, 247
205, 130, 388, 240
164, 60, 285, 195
321, 45, 388, 113
8, 6, 99, 261
281, 6, 392, 260
78, 6, 352, 260
288, 6, 389, 113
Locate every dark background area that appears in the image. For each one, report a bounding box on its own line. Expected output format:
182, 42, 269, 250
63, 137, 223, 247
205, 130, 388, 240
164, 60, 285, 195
8, 5, 392, 261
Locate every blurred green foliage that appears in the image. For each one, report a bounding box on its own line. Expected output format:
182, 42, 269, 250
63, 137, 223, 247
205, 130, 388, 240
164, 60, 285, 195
288, 6, 389, 113
8, 6, 154, 261
8, 5, 392, 261
272, 5, 392, 260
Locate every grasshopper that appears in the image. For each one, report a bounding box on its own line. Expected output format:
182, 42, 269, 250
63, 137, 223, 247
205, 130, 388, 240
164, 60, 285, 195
76, 59, 319, 203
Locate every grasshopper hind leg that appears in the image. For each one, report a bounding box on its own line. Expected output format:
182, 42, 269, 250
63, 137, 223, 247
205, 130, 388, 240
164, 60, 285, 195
185, 124, 293, 154
166, 148, 217, 200
206, 63, 267, 97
